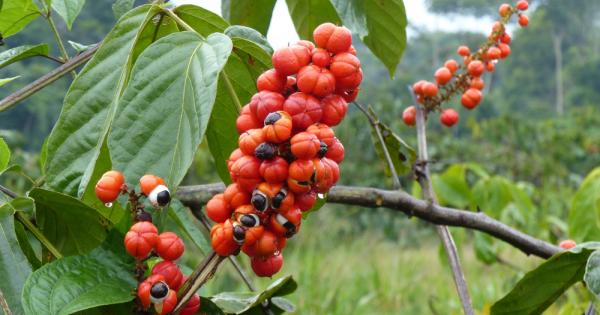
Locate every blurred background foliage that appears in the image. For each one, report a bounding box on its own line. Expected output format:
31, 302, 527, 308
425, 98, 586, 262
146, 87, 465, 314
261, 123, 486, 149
2, 0, 600, 314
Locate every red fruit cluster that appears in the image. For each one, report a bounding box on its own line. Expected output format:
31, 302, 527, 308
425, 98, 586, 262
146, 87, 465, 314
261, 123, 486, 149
208, 22, 361, 278
95, 171, 197, 315
405, 1, 528, 128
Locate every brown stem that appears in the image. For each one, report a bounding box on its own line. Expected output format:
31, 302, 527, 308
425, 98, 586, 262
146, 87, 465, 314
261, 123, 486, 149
173, 251, 225, 314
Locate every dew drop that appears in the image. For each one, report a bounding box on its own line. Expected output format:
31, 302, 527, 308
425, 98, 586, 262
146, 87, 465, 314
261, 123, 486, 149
317, 193, 325, 199
104, 202, 113, 208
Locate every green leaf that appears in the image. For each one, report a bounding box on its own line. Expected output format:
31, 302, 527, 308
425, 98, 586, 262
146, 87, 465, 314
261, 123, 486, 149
0, 44, 49, 69
473, 232, 497, 265
14, 220, 42, 270
21, 246, 137, 315
369, 111, 416, 177
568, 167, 600, 242
0, 0, 40, 38
173, 4, 230, 37
109, 32, 232, 190
221, 0, 276, 36
45, 4, 162, 196
225, 25, 273, 54
67, 40, 95, 54
491, 248, 592, 315
199, 296, 225, 315
472, 176, 513, 218
211, 276, 297, 314
286, 0, 341, 40
168, 199, 211, 254
29, 188, 110, 256
0, 76, 20, 87
111, 0, 134, 20
0, 137, 9, 171
330, 0, 407, 77
584, 250, 600, 298
51, 0, 85, 29
0, 203, 32, 315
432, 164, 472, 209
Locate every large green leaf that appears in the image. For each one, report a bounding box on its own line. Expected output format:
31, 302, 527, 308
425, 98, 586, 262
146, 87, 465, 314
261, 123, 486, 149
369, 112, 416, 177
109, 32, 232, 189
491, 248, 593, 315
0, 137, 9, 171
211, 276, 297, 314
225, 25, 273, 55
472, 176, 513, 218
0, 203, 32, 315
51, 0, 85, 29
29, 188, 110, 256
473, 232, 497, 264
0, 44, 48, 69
111, 0, 134, 20
221, 0, 276, 36
0, 0, 40, 38
330, 0, 407, 77
168, 199, 211, 254
45, 5, 162, 196
584, 250, 600, 298
286, 0, 341, 40
432, 164, 472, 209
21, 246, 136, 315
568, 167, 600, 242
173, 4, 230, 37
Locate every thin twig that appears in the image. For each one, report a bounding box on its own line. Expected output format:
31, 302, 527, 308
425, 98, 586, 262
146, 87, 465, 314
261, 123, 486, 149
40, 54, 65, 64
0, 45, 98, 112
410, 87, 474, 315
586, 302, 595, 315
353, 102, 401, 189
0, 290, 12, 315
173, 251, 225, 314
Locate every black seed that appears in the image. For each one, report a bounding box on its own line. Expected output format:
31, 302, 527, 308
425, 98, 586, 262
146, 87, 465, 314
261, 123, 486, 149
318, 141, 328, 158
240, 214, 257, 227
264, 112, 282, 125
156, 190, 171, 206
271, 191, 286, 209
283, 222, 296, 237
233, 225, 246, 243
150, 282, 169, 299
255, 142, 277, 160
251, 193, 268, 212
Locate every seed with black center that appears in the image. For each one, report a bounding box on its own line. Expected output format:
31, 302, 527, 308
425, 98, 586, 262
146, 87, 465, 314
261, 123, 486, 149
255, 142, 277, 160
240, 214, 259, 227
264, 112, 282, 125
318, 141, 328, 158
156, 190, 171, 206
271, 190, 287, 209
251, 191, 269, 211
284, 222, 297, 238
150, 282, 169, 301
233, 225, 246, 244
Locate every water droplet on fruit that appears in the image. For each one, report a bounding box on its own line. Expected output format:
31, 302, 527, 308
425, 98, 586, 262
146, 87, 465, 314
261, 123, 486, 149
317, 193, 325, 199
104, 202, 113, 207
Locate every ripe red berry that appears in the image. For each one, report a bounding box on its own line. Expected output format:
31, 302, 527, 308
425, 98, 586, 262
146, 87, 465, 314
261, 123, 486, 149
269, 207, 302, 237
313, 23, 352, 54
211, 220, 240, 256
180, 294, 201, 315
291, 132, 321, 159
311, 48, 331, 67
256, 69, 287, 93
500, 33, 511, 44
253, 230, 284, 257
499, 3, 511, 17
320, 94, 348, 126
236, 105, 261, 134
330, 52, 362, 90
154, 289, 177, 315
321, 158, 339, 185
461, 88, 482, 109
238, 128, 265, 155
139, 175, 170, 207
457, 45, 471, 57
516, 0, 528, 11
283, 92, 322, 130
487, 47, 501, 60
251, 253, 284, 277
467, 60, 484, 77
486, 62, 496, 72
263, 111, 292, 144
312, 158, 334, 193
295, 190, 317, 211
272, 45, 311, 75
295, 39, 315, 51
434, 67, 453, 85
296, 65, 336, 97
206, 193, 232, 223
470, 77, 485, 90
287, 159, 315, 193
248, 91, 285, 123
95, 170, 125, 203
559, 239, 576, 250
124, 221, 159, 259
440, 108, 459, 127
422, 81, 438, 97
518, 14, 529, 27
137, 274, 165, 308
306, 123, 335, 146
498, 43, 511, 58
156, 232, 185, 261
231, 155, 262, 192
223, 183, 251, 210
444, 59, 460, 73
227, 149, 244, 177
259, 157, 289, 184
325, 138, 345, 163
402, 106, 416, 126
152, 260, 184, 290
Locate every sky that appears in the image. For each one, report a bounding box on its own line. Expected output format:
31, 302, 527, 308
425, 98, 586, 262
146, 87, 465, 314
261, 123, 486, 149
172, 0, 496, 49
